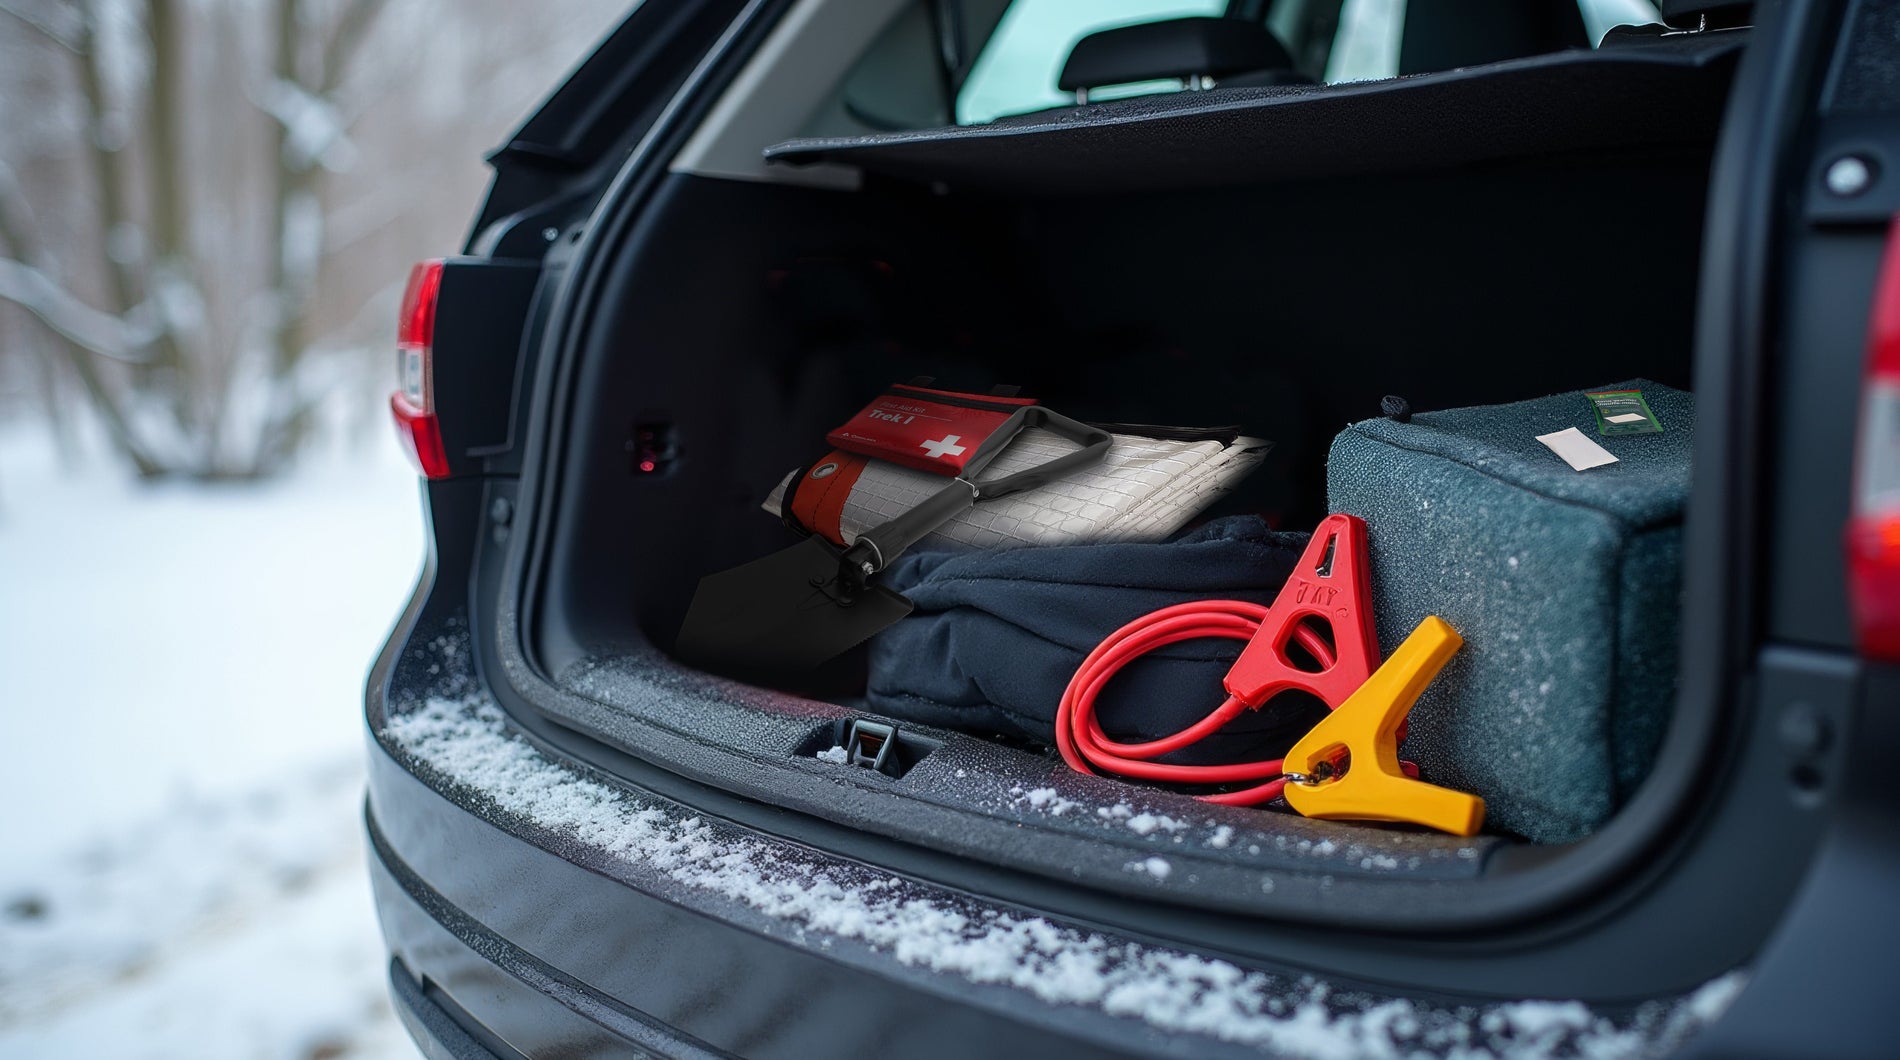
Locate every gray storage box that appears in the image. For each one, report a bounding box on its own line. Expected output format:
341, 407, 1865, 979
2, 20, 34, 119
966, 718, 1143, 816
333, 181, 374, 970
1326, 381, 1693, 842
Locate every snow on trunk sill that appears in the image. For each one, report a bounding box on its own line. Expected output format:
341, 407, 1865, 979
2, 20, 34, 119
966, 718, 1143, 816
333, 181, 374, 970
384, 697, 1744, 1058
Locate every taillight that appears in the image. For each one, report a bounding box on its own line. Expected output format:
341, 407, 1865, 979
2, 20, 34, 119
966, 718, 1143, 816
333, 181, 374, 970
1848, 218, 1900, 659
390, 259, 449, 479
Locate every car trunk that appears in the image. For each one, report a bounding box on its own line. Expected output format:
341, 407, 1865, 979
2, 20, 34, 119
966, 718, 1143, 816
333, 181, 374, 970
508, 32, 1738, 922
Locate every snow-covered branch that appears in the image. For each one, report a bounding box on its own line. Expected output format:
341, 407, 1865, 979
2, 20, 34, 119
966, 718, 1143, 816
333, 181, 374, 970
256, 78, 357, 173
0, 0, 85, 54
3, 0, 628, 480
0, 157, 157, 364
0, 257, 158, 362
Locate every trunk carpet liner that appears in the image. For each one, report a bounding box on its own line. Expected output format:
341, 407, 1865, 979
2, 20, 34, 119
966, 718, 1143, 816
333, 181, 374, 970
557, 648, 1504, 895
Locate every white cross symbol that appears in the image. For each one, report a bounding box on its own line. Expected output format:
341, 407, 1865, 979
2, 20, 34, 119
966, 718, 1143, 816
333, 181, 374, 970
919, 434, 967, 460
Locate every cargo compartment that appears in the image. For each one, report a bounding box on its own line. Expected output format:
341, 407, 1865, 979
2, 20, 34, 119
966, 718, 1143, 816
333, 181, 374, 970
506, 32, 1737, 920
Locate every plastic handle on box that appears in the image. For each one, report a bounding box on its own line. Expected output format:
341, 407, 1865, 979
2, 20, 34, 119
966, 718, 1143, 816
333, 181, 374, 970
1280, 616, 1486, 837
966, 406, 1114, 500
850, 406, 1112, 573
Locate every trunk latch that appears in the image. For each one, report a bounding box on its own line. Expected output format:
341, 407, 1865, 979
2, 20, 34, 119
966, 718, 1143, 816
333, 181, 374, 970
844, 719, 899, 776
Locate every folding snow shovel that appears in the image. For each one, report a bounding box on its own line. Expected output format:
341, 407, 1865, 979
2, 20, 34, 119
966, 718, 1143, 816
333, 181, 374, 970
675, 406, 1112, 677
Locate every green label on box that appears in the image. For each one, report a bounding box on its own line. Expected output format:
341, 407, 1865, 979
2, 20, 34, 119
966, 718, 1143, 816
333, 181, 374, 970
1585, 389, 1662, 435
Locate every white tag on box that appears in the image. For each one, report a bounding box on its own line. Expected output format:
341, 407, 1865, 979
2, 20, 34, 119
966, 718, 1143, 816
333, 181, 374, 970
1537, 427, 1619, 471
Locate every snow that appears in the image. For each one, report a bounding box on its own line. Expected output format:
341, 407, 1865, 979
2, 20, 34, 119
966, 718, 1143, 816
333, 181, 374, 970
384, 690, 1748, 1058
0, 424, 423, 1056
815, 744, 850, 764
106, 220, 145, 267
1017, 786, 1078, 816
259, 77, 357, 173
281, 190, 326, 288
1682, 972, 1746, 1023
1083, 803, 1190, 837
1124, 812, 1187, 837
148, 261, 206, 339
0, 773, 407, 1060
1486, 1000, 1595, 1041
1126, 857, 1174, 880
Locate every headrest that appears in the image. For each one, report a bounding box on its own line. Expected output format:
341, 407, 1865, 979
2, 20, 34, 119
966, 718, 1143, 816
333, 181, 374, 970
1058, 17, 1297, 92
1399, 0, 1588, 75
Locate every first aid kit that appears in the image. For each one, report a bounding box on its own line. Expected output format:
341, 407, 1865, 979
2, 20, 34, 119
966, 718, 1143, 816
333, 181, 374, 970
683, 381, 1281, 676
766, 429, 1270, 550
676, 399, 1114, 676
825, 381, 1038, 476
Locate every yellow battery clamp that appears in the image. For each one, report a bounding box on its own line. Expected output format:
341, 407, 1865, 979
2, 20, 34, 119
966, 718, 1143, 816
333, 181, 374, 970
1280, 616, 1487, 837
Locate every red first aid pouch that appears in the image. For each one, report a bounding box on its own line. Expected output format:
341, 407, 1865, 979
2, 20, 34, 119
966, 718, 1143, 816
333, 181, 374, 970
827, 381, 1037, 476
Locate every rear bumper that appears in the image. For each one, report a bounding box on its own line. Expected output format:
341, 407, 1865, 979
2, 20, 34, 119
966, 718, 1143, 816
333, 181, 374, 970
385, 954, 511, 1060
371, 814, 718, 1059
361, 616, 1773, 1059
364, 722, 1154, 1059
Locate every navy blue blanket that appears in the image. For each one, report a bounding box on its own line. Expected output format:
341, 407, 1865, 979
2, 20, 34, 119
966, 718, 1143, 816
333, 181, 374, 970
867, 517, 1318, 762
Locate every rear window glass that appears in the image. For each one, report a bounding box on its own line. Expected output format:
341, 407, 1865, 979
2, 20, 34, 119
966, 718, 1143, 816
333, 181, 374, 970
1327, 0, 1662, 83
956, 0, 1226, 124
956, 0, 1665, 122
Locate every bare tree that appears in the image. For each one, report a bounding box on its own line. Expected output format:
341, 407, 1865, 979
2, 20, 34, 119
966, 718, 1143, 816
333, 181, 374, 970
0, 0, 622, 479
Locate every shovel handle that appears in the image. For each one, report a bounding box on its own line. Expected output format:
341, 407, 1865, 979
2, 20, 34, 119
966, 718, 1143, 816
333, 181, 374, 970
851, 476, 980, 572
968, 407, 1113, 500
848, 407, 1112, 573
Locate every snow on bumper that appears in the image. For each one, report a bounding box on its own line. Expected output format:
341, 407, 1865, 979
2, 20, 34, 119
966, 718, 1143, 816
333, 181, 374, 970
381, 694, 1744, 1059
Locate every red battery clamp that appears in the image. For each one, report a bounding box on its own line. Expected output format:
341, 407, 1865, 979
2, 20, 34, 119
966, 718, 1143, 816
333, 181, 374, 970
1056, 516, 1376, 806
1056, 513, 1485, 835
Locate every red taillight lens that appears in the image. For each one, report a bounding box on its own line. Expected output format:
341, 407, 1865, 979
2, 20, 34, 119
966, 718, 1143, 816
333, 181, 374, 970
398, 258, 442, 353
390, 259, 449, 479
1849, 219, 1900, 659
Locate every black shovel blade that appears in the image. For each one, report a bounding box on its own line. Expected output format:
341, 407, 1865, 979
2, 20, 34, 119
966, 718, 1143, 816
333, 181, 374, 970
674, 536, 914, 677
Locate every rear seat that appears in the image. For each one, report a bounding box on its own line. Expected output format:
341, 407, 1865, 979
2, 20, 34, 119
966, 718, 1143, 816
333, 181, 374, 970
1058, 17, 1311, 105
981, 16, 1309, 129
1007, 1, 1594, 127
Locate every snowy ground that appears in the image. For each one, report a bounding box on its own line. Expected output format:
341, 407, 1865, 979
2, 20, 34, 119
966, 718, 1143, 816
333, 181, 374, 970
0, 424, 425, 1059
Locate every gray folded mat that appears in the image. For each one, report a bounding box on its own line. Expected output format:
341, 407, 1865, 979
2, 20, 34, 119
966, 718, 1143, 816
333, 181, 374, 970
868, 517, 1322, 763
1328, 381, 1693, 842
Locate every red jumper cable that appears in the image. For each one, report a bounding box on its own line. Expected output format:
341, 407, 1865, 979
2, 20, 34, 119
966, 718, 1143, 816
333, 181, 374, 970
1055, 514, 1384, 806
